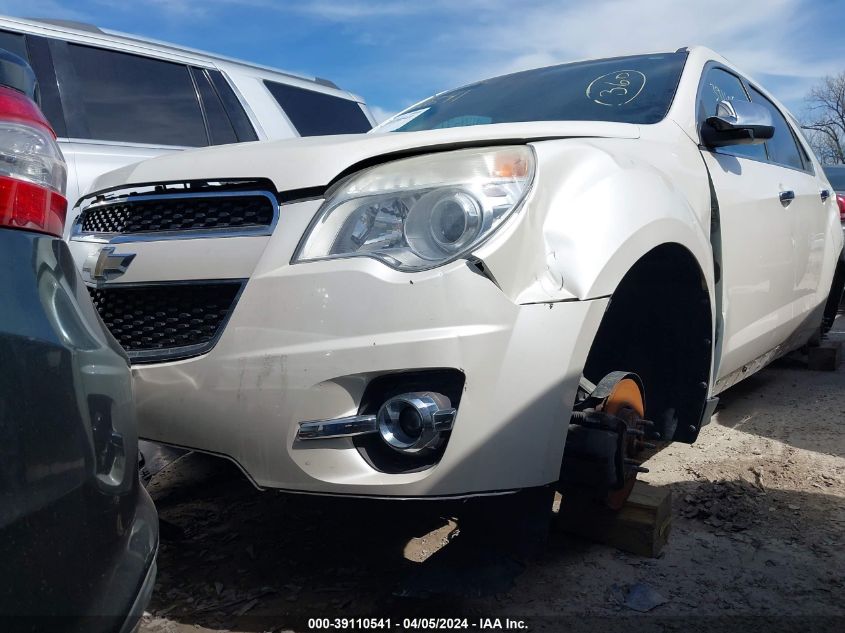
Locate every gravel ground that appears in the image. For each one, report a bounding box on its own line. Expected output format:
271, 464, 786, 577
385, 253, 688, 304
140, 314, 845, 633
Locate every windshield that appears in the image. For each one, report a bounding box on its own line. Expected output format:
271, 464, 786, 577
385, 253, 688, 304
824, 166, 845, 191
377, 52, 687, 133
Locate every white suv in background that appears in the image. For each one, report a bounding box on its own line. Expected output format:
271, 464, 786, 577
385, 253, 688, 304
0, 15, 374, 236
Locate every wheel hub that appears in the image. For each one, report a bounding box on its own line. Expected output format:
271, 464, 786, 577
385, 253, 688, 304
560, 372, 654, 510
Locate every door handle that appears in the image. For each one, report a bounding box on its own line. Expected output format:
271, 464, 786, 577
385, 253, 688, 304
820, 189, 831, 202
779, 190, 795, 206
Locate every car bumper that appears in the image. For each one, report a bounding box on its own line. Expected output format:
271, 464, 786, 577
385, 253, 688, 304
134, 256, 608, 497
114, 486, 158, 633
76, 483, 158, 633
0, 230, 157, 631
119, 546, 157, 633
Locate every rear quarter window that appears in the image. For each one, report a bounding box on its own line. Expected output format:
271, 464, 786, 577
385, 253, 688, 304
263, 80, 371, 137
208, 70, 258, 142
824, 167, 845, 191
191, 67, 237, 146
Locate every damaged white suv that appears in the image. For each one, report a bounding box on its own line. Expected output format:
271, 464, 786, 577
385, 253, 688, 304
68, 47, 844, 513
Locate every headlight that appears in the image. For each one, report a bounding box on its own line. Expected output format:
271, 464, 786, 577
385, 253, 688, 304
293, 146, 535, 271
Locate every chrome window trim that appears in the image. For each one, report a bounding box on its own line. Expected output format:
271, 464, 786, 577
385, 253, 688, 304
71, 189, 279, 243
56, 137, 196, 150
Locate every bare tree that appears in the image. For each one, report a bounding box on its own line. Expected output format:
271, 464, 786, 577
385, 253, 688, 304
802, 73, 845, 165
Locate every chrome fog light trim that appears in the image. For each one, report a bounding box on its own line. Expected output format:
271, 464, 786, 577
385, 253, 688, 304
376, 392, 456, 454
297, 414, 377, 440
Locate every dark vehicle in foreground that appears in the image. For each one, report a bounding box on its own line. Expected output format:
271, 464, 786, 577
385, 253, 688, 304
0, 50, 157, 633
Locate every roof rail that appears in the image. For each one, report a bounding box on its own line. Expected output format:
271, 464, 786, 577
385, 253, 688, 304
314, 77, 339, 89
25, 18, 104, 34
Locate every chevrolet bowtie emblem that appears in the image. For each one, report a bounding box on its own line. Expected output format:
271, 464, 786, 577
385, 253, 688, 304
82, 246, 136, 284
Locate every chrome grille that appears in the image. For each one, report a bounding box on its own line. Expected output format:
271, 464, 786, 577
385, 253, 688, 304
88, 281, 244, 363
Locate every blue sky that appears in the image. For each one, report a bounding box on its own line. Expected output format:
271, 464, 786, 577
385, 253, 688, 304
6, 0, 845, 122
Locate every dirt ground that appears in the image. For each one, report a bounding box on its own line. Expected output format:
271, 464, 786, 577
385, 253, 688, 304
140, 315, 845, 633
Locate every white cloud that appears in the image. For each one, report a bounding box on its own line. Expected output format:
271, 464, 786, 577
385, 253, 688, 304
143, 0, 209, 18
95, 0, 428, 22
368, 105, 396, 123
294, 1, 428, 21
88, 0, 212, 19
437, 0, 836, 85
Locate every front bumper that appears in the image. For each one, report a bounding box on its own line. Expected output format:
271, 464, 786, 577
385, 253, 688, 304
133, 251, 608, 497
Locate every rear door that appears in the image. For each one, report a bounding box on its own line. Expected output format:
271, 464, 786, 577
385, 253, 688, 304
697, 66, 795, 383
743, 85, 831, 331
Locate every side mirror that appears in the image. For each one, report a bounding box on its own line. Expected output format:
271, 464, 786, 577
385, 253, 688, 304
701, 100, 774, 148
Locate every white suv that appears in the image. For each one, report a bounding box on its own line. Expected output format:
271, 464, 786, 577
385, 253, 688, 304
0, 16, 374, 236
68, 47, 844, 518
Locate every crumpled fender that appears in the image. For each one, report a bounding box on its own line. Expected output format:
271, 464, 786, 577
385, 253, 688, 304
473, 128, 715, 304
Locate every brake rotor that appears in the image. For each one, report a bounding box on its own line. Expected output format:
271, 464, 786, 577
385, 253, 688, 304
596, 377, 648, 510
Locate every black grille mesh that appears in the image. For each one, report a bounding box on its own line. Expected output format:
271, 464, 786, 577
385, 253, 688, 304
88, 282, 242, 360
80, 194, 275, 234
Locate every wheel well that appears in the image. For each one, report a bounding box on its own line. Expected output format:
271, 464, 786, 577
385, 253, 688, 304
583, 244, 712, 443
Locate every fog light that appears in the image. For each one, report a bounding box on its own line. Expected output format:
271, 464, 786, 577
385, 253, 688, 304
398, 406, 424, 438
377, 392, 456, 454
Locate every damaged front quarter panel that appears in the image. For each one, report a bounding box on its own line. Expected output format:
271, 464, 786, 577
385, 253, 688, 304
471, 129, 713, 306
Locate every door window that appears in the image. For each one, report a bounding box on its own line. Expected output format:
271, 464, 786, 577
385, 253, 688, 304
747, 86, 805, 171
65, 44, 207, 147
698, 67, 767, 161
0, 29, 28, 61
264, 80, 371, 137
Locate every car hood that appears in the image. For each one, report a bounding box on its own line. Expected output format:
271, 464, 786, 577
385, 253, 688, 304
88, 121, 641, 196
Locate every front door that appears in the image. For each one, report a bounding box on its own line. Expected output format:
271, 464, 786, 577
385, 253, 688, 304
697, 67, 795, 382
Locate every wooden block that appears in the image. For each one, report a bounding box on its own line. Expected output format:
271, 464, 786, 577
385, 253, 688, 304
554, 481, 672, 558
808, 341, 842, 371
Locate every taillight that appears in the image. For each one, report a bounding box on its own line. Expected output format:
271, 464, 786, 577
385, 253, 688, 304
0, 85, 67, 237
837, 194, 845, 224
